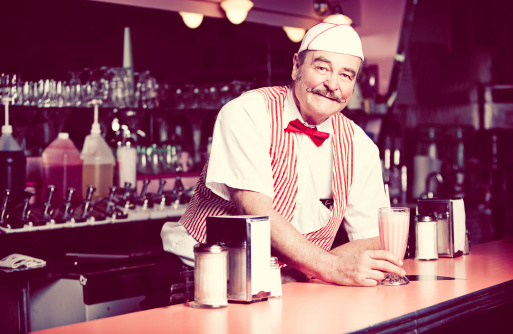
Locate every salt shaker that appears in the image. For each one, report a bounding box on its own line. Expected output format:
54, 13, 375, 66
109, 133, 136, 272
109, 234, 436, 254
436, 212, 450, 256
414, 214, 438, 260
228, 241, 247, 300
192, 243, 228, 308
270, 257, 282, 298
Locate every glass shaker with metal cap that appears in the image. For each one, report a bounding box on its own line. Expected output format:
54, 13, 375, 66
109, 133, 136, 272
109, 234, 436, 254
270, 257, 282, 298
414, 214, 438, 260
191, 243, 228, 308
436, 212, 450, 256
228, 241, 247, 300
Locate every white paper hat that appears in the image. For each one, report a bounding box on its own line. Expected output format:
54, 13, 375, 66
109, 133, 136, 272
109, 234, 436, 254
298, 15, 364, 61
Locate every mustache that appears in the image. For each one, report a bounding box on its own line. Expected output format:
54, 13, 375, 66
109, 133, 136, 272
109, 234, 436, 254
306, 87, 344, 103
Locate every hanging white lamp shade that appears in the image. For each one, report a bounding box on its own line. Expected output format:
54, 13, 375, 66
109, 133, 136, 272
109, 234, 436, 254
220, 0, 254, 25
283, 26, 306, 43
179, 12, 204, 29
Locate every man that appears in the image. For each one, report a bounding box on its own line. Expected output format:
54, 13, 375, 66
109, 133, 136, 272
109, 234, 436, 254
142, 15, 404, 309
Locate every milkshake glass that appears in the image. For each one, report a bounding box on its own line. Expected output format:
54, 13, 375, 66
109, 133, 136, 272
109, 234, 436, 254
378, 207, 410, 285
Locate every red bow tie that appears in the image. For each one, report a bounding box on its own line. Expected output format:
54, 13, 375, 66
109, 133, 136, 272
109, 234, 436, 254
285, 119, 329, 147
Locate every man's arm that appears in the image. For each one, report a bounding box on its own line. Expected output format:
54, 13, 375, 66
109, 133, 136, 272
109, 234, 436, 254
229, 188, 406, 287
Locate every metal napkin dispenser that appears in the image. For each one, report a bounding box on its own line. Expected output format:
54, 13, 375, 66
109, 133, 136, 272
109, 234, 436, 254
206, 215, 271, 303
417, 198, 468, 257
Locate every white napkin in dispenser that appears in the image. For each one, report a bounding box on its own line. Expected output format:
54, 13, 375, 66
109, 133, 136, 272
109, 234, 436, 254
206, 215, 271, 303
417, 198, 469, 257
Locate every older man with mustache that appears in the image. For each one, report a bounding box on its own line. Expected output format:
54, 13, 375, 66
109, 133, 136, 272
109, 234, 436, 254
143, 15, 404, 309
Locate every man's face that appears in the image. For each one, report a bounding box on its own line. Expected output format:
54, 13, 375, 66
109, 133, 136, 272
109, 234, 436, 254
291, 50, 361, 125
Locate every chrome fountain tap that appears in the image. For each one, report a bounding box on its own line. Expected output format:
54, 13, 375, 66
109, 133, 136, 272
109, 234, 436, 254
422, 172, 443, 199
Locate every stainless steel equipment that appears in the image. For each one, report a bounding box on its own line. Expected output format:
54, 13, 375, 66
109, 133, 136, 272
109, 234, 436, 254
472, 84, 513, 130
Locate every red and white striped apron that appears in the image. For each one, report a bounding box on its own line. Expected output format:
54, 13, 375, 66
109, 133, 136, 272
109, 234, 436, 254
180, 86, 354, 251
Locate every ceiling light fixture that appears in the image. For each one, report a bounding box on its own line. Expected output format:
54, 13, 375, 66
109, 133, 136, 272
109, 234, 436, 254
220, 0, 254, 25
179, 12, 204, 29
313, 0, 330, 16
283, 26, 306, 43
324, 13, 352, 25
313, 0, 352, 25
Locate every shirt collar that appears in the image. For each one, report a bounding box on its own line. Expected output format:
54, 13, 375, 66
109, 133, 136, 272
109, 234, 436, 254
284, 87, 334, 135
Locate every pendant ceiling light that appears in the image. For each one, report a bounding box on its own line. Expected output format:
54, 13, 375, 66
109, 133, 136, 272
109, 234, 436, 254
283, 26, 306, 43
313, 0, 352, 25
179, 12, 204, 29
220, 0, 254, 25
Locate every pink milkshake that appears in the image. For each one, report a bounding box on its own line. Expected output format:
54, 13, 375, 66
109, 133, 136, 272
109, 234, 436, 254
378, 207, 410, 285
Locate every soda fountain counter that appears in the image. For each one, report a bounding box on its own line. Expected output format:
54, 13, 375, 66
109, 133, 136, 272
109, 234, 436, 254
0, 175, 195, 334
30, 238, 513, 334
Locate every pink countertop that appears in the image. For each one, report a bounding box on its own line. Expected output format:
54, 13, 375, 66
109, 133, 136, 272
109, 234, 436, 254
32, 239, 513, 334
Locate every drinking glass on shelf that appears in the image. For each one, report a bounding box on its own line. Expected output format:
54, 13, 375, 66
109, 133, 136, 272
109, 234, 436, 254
41, 79, 54, 107
171, 86, 185, 110
22, 81, 31, 106
106, 67, 130, 109
90, 67, 110, 105
180, 84, 194, 109
10, 74, 21, 105
36, 80, 45, 107
55, 80, 65, 107
0, 73, 11, 101
67, 71, 82, 107
219, 82, 231, 105
135, 71, 159, 109
378, 206, 410, 285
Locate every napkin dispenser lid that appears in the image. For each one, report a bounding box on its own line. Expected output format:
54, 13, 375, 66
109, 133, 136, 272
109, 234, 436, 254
206, 215, 269, 245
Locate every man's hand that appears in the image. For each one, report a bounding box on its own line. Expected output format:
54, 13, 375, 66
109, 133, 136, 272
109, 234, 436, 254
324, 237, 406, 286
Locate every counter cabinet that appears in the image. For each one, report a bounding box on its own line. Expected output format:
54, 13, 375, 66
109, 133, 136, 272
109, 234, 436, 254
0, 210, 185, 334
